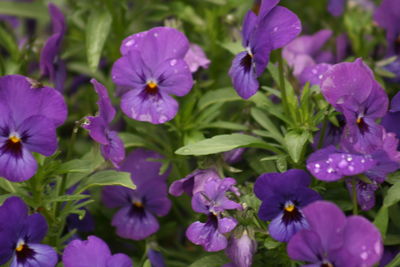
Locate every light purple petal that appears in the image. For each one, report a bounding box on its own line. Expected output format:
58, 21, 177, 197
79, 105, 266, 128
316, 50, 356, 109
299, 63, 332, 86
229, 51, 259, 99
155, 58, 193, 96
12, 243, 57, 267
106, 254, 132, 267
91, 79, 116, 124
269, 212, 309, 242
186, 219, 228, 252
184, 44, 210, 73
83, 116, 108, 145
287, 229, 323, 263
0, 147, 37, 182
112, 49, 148, 89
217, 217, 237, 234
100, 130, 125, 168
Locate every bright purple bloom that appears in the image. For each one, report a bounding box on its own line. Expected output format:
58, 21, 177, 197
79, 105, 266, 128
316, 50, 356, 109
148, 249, 165, 267
184, 43, 210, 73
40, 3, 67, 92
283, 29, 333, 78
102, 149, 171, 240
287, 201, 383, 267
374, 0, 400, 56
169, 168, 221, 197
328, 0, 346, 16
186, 178, 241, 252
321, 59, 389, 154
82, 79, 125, 167
0, 197, 57, 267
63, 235, 132, 267
382, 92, 400, 139
254, 169, 321, 242
0, 75, 67, 182
112, 27, 194, 124
225, 230, 257, 267
229, 0, 301, 99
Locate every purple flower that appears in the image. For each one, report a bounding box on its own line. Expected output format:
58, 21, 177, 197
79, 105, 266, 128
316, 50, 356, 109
287, 201, 383, 267
40, 3, 67, 92
0, 75, 67, 182
254, 169, 321, 242
328, 0, 346, 17
313, 115, 345, 149
186, 178, 241, 252
82, 79, 125, 167
225, 230, 257, 267
283, 29, 333, 78
374, 0, 400, 56
112, 27, 194, 124
63, 235, 132, 267
346, 179, 379, 211
229, 0, 301, 99
321, 59, 389, 154
184, 43, 210, 73
102, 149, 171, 240
148, 249, 165, 267
0, 197, 57, 266
382, 92, 400, 139
224, 147, 246, 164
169, 168, 221, 197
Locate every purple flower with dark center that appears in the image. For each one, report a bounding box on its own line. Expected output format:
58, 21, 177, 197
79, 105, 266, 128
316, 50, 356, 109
0, 197, 57, 266
287, 201, 383, 267
225, 230, 257, 267
40, 3, 67, 92
184, 43, 210, 73
254, 169, 321, 242
0, 75, 67, 182
229, 0, 301, 99
102, 149, 171, 240
374, 0, 400, 56
186, 178, 241, 252
283, 29, 334, 79
82, 79, 125, 167
321, 59, 389, 154
63, 235, 132, 267
112, 27, 194, 124
328, 0, 346, 17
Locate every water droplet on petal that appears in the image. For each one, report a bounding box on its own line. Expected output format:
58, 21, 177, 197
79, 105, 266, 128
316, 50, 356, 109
170, 59, 177, 66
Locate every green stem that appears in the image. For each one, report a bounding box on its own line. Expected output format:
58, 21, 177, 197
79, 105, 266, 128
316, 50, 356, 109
277, 50, 290, 117
352, 178, 358, 215
317, 117, 328, 149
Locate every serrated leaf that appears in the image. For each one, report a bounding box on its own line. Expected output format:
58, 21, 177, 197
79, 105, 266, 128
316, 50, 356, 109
175, 134, 282, 155
86, 9, 112, 71
75, 170, 136, 194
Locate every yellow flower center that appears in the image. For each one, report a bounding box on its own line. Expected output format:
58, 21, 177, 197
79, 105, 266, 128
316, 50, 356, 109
9, 136, 21, 144
133, 201, 143, 208
285, 204, 295, 212
147, 81, 157, 89
356, 117, 362, 124
16, 243, 24, 252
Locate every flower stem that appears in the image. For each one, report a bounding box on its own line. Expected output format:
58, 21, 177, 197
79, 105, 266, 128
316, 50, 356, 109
317, 117, 328, 149
352, 178, 358, 215
277, 49, 290, 118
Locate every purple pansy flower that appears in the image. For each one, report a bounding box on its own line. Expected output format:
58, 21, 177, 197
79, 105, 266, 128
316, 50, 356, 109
184, 43, 210, 73
40, 3, 67, 92
102, 149, 171, 240
283, 29, 333, 79
229, 0, 301, 99
382, 92, 400, 140
321, 59, 389, 154
254, 169, 321, 242
0, 75, 67, 182
112, 27, 194, 124
0, 197, 57, 267
374, 0, 400, 56
328, 0, 346, 17
346, 179, 379, 211
63, 235, 132, 267
313, 115, 346, 149
148, 249, 165, 267
287, 201, 383, 267
82, 79, 125, 167
225, 230, 257, 267
186, 178, 241, 252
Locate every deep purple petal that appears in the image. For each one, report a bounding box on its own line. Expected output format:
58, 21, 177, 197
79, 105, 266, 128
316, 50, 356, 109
169, 169, 220, 197
112, 206, 159, 240
91, 79, 116, 124
155, 58, 193, 96
241, 11, 257, 47
287, 229, 323, 263
299, 63, 332, 86
100, 130, 125, 168
229, 51, 259, 99
328, 0, 345, 17
120, 89, 178, 124
102, 185, 134, 208
63, 235, 111, 267
186, 219, 228, 252
148, 249, 165, 267
18, 115, 57, 156
257, 0, 280, 18
225, 232, 257, 267
83, 116, 108, 145
112, 49, 148, 89
106, 254, 132, 267
25, 213, 48, 243
269, 212, 309, 242
0, 147, 37, 182
217, 217, 237, 234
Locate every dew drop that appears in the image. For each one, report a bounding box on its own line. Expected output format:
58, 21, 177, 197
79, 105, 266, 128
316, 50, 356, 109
170, 59, 177, 66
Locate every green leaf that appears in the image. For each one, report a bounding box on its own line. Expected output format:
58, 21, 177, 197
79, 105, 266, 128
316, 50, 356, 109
251, 108, 283, 143
175, 134, 282, 155
143, 259, 152, 267
218, 41, 243, 55
199, 121, 248, 131
386, 253, 400, 267
75, 170, 136, 194
373, 206, 388, 238
0, 1, 47, 20
189, 253, 229, 267
57, 159, 93, 175
47, 194, 89, 203
284, 131, 309, 163
86, 9, 112, 71
198, 88, 241, 110
384, 180, 400, 208
119, 132, 147, 148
